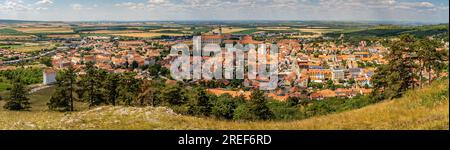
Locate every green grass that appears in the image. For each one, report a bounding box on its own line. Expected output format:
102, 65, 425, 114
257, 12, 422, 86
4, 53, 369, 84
0, 79, 447, 130
232, 29, 259, 34
0, 86, 89, 112
0, 77, 11, 91
0, 28, 27, 35
0, 44, 23, 49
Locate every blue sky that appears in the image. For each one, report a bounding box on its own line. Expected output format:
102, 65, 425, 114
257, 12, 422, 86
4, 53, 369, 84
0, 0, 448, 23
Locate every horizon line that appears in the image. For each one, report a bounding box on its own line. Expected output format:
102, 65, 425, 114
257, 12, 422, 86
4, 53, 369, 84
0, 18, 448, 25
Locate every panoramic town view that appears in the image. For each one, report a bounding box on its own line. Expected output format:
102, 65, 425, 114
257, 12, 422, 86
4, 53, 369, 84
0, 0, 449, 130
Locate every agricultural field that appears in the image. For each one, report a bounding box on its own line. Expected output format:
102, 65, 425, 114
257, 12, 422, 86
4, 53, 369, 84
45, 34, 81, 38
0, 28, 27, 35
111, 32, 187, 38
81, 30, 144, 34
149, 28, 182, 32
0, 35, 35, 41
211, 27, 249, 34
325, 24, 449, 39
0, 28, 34, 40
13, 27, 74, 34
297, 28, 343, 34
0, 42, 56, 53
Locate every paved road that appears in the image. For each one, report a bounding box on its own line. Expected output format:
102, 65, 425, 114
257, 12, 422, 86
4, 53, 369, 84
29, 85, 52, 94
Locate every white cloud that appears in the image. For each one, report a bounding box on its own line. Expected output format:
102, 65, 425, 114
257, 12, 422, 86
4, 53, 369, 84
36, 0, 53, 5
115, 2, 146, 9
148, 0, 168, 5
1, 0, 448, 23
417, 2, 434, 8
0, 0, 55, 12
70, 4, 83, 10
0, 0, 32, 11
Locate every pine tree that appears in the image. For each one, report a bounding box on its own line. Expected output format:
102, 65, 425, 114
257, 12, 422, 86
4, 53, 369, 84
106, 73, 120, 106
416, 38, 447, 86
48, 66, 76, 111
79, 62, 108, 107
161, 83, 186, 106
372, 34, 418, 100
117, 72, 141, 106
188, 87, 212, 116
248, 90, 273, 120
3, 79, 30, 111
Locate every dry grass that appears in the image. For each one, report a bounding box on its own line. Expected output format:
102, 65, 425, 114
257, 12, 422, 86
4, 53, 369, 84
13, 27, 73, 34
111, 33, 186, 38
256, 27, 293, 31
82, 30, 143, 34
149, 29, 182, 32
211, 27, 248, 34
6, 43, 56, 53
0, 79, 448, 130
46, 34, 80, 38
0, 35, 35, 40
297, 28, 342, 34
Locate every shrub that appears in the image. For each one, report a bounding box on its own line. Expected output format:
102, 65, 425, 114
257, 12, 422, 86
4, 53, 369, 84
233, 103, 255, 120
3, 101, 23, 110
211, 94, 237, 119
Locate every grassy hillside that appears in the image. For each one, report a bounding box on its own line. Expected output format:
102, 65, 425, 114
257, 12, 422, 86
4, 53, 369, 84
0, 79, 448, 130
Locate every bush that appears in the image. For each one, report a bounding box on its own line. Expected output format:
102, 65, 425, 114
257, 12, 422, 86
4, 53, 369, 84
267, 101, 304, 120
211, 94, 237, 119
3, 101, 24, 110
187, 87, 212, 117
233, 103, 255, 120
286, 96, 300, 106
247, 90, 273, 120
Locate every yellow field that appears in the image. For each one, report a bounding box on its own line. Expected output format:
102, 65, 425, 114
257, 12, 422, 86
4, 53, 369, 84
111, 32, 186, 38
82, 30, 144, 34
0, 35, 35, 40
297, 28, 343, 34
211, 27, 248, 34
257, 27, 293, 31
13, 27, 74, 33
46, 34, 80, 38
0, 79, 447, 130
149, 29, 182, 32
289, 35, 322, 38
14, 45, 54, 53
4, 42, 56, 53
256, 27, 341, 34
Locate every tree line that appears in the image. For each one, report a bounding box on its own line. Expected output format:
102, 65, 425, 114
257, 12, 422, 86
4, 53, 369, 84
371, 34, 448, 100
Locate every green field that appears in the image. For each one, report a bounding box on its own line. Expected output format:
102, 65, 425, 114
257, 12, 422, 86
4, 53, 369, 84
0, 79, 447, 130
0, 43, 56, 53
0, 28, 27, 35
326, 24, 449, 39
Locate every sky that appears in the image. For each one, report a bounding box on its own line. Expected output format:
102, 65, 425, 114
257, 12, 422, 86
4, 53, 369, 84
0, 0, 449, 23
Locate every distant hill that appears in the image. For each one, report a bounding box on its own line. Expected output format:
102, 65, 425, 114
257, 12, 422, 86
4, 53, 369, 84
0, 19, 39, 24
326, 24, 449, 39
1, 78, 448, 130
0, 19, 64, 24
